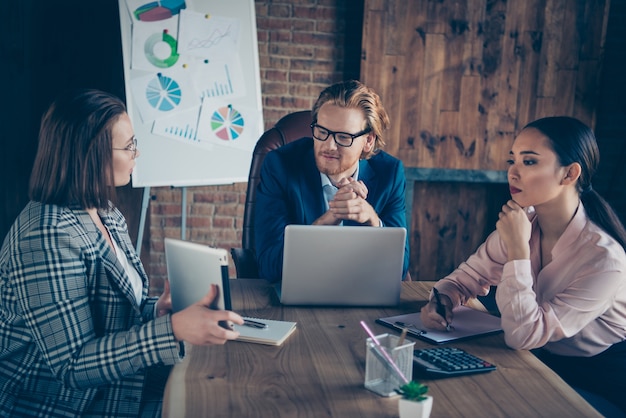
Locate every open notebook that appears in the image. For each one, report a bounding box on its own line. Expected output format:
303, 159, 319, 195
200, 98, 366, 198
377, 306, 502, 344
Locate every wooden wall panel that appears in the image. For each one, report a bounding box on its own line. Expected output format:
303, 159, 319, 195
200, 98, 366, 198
361, 0, 610, 280
411, 182, 509, 280
362, 0, 609, 170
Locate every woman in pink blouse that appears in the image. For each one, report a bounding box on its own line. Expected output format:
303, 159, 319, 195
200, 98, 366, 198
421, 116, 626, 415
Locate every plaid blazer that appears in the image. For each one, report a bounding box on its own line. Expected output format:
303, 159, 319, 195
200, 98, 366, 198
0, 201, 183, 417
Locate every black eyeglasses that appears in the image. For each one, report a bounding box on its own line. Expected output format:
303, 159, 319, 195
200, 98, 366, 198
310, 123, 371, 147
113, 136, 138, 159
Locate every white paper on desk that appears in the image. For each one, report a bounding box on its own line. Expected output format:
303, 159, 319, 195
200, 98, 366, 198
377, 306, 502, 344
233, 317, 297, 346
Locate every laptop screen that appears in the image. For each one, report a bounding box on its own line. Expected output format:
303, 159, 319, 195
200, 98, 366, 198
279, 225, 406, 306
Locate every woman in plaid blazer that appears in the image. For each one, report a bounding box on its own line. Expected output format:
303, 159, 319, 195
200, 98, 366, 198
0, 89, 244, 417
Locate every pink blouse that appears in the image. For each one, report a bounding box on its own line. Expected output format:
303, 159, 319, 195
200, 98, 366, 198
435, 203, 626, 357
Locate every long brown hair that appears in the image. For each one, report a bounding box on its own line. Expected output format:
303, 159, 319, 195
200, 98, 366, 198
29, 89, 127, 209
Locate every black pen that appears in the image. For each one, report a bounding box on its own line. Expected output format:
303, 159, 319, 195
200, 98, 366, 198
243, 319, 268, 329
433, 288, 451, 331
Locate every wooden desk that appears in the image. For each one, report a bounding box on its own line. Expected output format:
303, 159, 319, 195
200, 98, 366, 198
163, 280, 601, 418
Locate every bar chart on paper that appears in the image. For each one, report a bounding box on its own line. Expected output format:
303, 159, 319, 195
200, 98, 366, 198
201, 64, 235, 99
152, 106, 200, 143
163, 124, 197, 140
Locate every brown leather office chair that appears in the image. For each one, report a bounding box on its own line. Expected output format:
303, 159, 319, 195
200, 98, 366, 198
231, 110, 312, 278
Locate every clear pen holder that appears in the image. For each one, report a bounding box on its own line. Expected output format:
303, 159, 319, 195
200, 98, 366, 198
364, 333, 415, 397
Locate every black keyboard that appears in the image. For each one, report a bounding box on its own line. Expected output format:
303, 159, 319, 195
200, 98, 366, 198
413, 347, 496, 377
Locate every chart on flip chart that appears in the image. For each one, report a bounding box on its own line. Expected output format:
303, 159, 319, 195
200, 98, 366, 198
118, 0, 263, 187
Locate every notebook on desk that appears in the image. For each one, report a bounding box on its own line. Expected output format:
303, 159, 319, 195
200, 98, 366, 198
377, 306, 502, 344
277, 225, 406, 306
232, 317, 297, 346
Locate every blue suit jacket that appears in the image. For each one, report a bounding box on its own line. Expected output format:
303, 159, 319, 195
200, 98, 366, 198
255, 137, 410, 282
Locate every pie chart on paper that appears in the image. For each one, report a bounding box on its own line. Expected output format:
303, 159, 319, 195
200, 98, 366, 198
133, 0, 186, 22
210, 106, 244, 141
144, 30, 179, 68
146, 73, 182, 111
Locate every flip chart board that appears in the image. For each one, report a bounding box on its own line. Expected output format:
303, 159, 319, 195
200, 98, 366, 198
118, 0, 263, 186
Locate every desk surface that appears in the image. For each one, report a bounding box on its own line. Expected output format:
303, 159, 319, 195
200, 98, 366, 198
163, 280, 601, 418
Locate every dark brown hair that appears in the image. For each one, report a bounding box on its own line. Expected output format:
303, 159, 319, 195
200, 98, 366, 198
29, 89, 127, 209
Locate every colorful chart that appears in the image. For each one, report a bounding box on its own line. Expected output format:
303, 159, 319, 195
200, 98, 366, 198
146, 74, 182, 111
210, 106, 244, 141
201, 64, 234, 98
163, 123, 197, 140
144, 30, 179, 68
134, 0, 186, 22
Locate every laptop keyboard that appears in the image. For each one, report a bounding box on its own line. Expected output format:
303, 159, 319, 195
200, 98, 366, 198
413, 347, 496, 377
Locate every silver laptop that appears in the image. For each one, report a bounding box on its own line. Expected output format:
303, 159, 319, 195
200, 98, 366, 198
164, 238, 232, 312
278, 225, 406, 306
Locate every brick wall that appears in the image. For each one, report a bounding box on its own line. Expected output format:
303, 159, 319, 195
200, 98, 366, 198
146, 0, 362, 293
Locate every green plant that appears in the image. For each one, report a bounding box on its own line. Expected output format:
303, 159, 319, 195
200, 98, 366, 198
396, 380, 429, 401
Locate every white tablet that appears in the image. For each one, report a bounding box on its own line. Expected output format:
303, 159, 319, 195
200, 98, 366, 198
164, 238, 231, 312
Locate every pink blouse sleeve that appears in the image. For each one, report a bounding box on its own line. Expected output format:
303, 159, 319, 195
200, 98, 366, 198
495, 260, 562, 349
435, 230, 509, 307
496, 257, 624, 352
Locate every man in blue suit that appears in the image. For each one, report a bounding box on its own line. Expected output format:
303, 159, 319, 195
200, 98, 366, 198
255, 80, 410, 282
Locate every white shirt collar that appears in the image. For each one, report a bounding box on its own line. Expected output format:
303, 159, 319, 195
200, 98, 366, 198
320, 163, 360, 188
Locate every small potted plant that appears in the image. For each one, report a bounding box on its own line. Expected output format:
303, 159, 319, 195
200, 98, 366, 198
396, 380, 433, 418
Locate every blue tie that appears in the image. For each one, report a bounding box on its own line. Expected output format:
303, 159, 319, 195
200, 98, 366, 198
323, 183, 338, 210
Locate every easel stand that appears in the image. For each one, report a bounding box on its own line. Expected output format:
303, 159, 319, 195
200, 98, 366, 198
136, 186, 187, 254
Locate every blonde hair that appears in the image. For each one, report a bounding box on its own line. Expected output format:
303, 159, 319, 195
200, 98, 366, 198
311, 80, 389, 159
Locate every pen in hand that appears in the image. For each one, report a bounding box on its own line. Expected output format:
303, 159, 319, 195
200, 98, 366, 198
242, 319, 268, 329
433, 288, 452, 332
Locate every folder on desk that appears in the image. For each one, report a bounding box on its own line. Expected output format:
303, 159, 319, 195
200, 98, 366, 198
233, 317, 297, 346
377, 306, 502, 344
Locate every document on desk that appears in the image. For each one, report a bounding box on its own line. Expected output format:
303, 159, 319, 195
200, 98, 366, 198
233, 317, 297, 346
377, 306, 502, 344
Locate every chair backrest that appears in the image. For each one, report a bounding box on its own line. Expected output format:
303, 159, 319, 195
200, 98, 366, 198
242, 110, 312, 250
